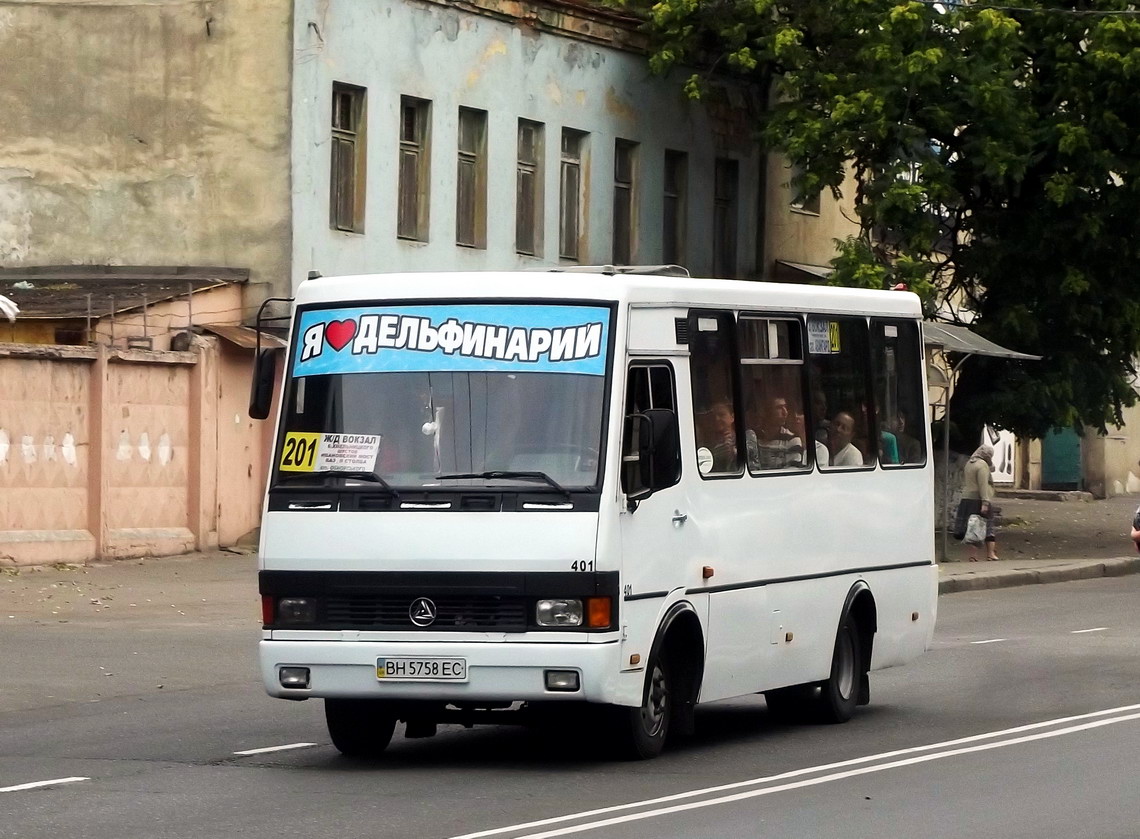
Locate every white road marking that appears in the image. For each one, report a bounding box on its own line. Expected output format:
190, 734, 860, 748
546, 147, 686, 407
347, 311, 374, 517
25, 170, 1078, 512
1, 777, 89, 793
449, 703, 1140, 839
970, 638, 1007, 644
1071, 627, 1107, 634
233, 742, 317, 756
504, 712, 1140, 839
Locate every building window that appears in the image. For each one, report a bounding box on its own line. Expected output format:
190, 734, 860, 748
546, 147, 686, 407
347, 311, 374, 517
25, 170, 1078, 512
330, 83, 366, 233
663, 150, 688, 266
456, 107, 488, 249
516, 119, 544, 256
560, 128, 587, 260
713, 158, 739, 277
398, 96, 431, 241
789, 162, 822, 215
613, 139, 638, 264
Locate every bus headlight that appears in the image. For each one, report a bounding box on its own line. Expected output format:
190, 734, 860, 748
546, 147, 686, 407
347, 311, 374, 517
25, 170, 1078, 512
276, 597, 317, 625
536, 599, 583, 627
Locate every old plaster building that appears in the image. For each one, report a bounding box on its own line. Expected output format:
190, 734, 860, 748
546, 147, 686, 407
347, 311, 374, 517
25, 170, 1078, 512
0, 0, 856, 565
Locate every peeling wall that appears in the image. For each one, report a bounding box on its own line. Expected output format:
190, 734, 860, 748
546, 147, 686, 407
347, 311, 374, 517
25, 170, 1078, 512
0, 0, 294, 302
291, 0, 762, 286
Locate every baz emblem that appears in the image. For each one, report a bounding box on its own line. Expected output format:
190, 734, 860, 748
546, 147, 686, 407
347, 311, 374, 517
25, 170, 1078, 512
409, 597, 438, 627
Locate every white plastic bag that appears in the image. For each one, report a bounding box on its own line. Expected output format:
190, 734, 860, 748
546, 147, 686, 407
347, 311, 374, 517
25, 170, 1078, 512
964, 513, 987, 545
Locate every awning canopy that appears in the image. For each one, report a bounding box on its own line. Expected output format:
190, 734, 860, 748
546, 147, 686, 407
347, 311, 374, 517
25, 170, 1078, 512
773, 260, 833, 283
201, 324, 287, 350
923, 322, 1041, 361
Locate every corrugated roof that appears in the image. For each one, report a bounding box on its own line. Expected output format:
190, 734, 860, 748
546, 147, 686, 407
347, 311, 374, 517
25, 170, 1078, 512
201, 324, 287, 350
0, 266, 248, 320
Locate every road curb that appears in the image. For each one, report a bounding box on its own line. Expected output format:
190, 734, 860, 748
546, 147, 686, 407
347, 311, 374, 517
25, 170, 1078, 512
939, 556, 1140, 594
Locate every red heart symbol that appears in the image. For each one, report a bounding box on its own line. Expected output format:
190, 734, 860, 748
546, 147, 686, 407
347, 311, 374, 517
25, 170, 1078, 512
324, 319, 357, 352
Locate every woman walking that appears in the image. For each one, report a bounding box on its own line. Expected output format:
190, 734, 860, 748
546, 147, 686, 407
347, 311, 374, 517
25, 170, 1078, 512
955, 443, 1000, 561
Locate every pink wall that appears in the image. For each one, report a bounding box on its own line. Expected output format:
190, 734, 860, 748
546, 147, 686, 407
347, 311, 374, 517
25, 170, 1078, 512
0, 337, 273, 567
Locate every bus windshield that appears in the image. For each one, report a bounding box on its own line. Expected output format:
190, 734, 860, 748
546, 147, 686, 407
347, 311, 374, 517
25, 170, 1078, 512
275, 302, 611, 490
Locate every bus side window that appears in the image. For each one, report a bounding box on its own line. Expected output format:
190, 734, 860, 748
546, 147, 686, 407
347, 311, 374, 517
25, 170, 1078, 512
807, 317, 875, 470
739, 316, 812, 472
622, 364, 679, 495
872, 320, 927, 466
689, 310, 743, 476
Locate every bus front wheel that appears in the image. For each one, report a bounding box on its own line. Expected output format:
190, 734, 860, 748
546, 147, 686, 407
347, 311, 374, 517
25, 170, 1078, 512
612, 654, 671, 760
325, 698, 398, 757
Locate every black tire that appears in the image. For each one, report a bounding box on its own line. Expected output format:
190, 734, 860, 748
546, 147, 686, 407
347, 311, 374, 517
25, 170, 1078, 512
324, 698, 398, 757
817, 615, 862, 724
612, 654, 671, 760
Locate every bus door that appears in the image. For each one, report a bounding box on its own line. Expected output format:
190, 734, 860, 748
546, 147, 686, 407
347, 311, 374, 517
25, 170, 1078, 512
617, 361, 705, 674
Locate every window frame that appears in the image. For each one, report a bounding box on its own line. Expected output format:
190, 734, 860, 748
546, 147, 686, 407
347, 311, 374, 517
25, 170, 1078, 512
612, 138, 638, 265
806, 315, 876, 472
330, 82, 367, 234
516, 119, 545, 257
712, 158, 739, 278
621, 361, 681, 496
687, 309, 745, 480
397, 96, 431, 242
789, 161, 822, 215
737, 314, 814, 476
662, 149, 688, 266
870, 317, 928, 469
559, 128, 587, 260
456, 106, 488, 249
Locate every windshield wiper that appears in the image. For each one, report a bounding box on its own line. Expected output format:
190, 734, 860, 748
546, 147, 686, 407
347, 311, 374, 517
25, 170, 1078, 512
435, 470, 570, 498
277, 470, 400, 497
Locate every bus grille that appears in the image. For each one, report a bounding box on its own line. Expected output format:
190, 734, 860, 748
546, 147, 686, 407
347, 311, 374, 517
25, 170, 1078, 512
322, 595, 529, 631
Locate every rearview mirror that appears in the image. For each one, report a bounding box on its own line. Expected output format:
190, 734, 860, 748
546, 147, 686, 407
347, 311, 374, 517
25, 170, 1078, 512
248, 349, 277, 420
624, 409, 680, 508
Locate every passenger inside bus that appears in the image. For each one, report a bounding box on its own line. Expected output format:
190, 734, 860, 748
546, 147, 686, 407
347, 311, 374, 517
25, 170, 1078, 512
856, 401, 899, 465
697, 399, 741, 472
892, 410, 923, 464
828, 410, 863, 467
749, 395, 805, 470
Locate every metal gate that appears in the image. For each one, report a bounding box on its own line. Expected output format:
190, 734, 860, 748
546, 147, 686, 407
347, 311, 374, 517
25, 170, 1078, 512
1041, 427, 1081, 490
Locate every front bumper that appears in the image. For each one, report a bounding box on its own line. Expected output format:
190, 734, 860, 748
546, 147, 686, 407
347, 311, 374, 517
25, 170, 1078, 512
260, 637, 633, 705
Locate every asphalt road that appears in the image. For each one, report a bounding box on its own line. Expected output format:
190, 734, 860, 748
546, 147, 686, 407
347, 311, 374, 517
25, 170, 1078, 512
2, 572, 1139, 839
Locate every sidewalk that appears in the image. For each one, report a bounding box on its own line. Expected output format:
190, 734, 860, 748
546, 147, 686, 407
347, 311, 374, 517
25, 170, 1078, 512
937, 493, 1140, 593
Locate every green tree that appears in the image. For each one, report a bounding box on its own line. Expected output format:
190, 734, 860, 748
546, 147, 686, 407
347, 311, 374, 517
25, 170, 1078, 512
625, 0, 1140, 439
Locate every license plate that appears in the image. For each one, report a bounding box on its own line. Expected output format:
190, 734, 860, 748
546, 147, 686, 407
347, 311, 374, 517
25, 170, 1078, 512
376, 657, 467, 682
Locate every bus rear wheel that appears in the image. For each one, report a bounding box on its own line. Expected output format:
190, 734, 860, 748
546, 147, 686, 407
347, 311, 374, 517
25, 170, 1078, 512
612, 654, 671, 760
325, 698, 398, 757
818, 616, 862, 724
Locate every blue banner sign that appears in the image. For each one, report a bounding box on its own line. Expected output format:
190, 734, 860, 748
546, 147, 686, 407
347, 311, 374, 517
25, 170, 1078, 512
292, 304, 611, 378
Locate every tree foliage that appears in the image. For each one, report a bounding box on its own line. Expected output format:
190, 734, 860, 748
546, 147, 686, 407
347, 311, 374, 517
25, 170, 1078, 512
624, 0, 1140, 438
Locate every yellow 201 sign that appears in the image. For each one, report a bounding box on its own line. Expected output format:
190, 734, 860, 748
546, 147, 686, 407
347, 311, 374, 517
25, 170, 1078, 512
279, 432, 320, 471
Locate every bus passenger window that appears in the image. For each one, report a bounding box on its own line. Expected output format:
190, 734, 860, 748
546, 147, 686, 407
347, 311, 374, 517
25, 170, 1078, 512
738, 316, 811, 472
807, 317, 874, 470
688, 311, 742, 476
872, 320, 927, 466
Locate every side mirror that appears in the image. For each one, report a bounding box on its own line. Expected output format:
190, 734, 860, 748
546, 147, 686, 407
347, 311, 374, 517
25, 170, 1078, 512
624, 409, 680, 508
248, 349, 276, 420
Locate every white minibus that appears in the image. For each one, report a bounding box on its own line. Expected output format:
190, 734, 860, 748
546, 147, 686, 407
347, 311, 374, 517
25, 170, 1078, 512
250, 267, 937, 759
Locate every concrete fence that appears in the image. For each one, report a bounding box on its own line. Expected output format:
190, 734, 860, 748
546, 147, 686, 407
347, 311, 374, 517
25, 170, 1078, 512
0, 338, 276, 567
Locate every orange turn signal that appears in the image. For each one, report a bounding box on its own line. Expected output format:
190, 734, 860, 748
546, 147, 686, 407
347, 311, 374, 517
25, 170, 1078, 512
585, 596, 612, 628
